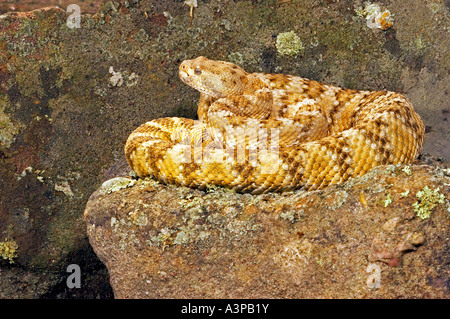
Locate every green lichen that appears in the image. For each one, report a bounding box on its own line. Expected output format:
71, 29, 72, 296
227, 52, 244, 66
0, 238, 18, 264
128, 209, 149, 227
276, 31, 304, 57
382, 193, 392, 207
0, 94, 23, 149
179, 195, 204, 213
205, 183, 235, 194
280, 209, 302, 223
385, 165, 396, 174
401, 189, 410, 198
149, 227, 177, 247
173, 230, 189, 245
412, 186, 445, 219
110, 217, 139, 249
328, 190, 348, 210
402, 165, 412, 176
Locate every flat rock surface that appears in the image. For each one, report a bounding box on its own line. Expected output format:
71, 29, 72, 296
85, 164, 449, 298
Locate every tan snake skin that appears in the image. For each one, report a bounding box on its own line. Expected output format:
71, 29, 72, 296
125, 57, 424, 194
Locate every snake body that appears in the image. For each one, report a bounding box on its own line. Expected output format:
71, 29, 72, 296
125, 57, 424, 194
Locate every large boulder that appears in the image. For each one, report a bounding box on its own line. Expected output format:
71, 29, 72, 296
85, 163, 449, 298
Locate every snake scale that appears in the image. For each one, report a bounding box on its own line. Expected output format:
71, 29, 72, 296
125, 57, 424, 194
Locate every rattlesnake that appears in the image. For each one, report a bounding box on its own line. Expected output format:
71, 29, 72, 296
125, 56, 424, 194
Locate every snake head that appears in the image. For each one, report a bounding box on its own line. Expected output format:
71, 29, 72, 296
179, 56, 248, 98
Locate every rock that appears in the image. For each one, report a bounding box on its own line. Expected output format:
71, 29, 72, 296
85, 164, 449, 298
0, 1, 101, 15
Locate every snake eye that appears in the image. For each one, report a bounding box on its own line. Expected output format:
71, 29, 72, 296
194, 68, 202, 75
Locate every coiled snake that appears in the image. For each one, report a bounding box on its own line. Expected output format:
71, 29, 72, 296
125, 57, 424, 194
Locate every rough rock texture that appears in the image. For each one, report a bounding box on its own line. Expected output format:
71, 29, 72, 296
0, 1, 102, 15
0, 0, 448, 298
85, 163, 449, 298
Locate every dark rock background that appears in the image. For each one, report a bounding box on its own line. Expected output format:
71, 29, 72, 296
0, 0, 448, 298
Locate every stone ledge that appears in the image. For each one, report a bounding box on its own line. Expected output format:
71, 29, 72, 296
84, 164, 449, 298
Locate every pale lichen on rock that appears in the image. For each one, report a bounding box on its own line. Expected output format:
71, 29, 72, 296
0, 95, 23, 149
356, 3, 394, 31
275, 31, 304, 57
0, 238, 18, 264
99, 177, 136, 195
412, 186, 445, 219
